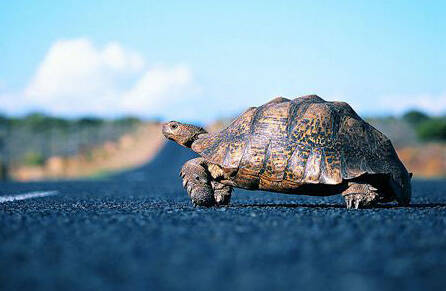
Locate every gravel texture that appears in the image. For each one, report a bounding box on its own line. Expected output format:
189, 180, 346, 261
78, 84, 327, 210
1, 142, 446, 291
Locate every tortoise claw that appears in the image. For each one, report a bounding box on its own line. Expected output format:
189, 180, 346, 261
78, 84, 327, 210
211, 181, 232, 206
344, 193, 378, 209
346, 197, 353, 209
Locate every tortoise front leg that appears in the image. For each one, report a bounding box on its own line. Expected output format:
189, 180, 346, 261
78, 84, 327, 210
180, 157, 233, 207
180, 158, 233, 207
180, 158, 215, 206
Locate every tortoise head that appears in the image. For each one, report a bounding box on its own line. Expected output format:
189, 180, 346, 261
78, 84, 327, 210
162, 121, 207, 148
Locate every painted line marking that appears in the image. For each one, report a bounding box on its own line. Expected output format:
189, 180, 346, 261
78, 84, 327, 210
0, 191, 59, 203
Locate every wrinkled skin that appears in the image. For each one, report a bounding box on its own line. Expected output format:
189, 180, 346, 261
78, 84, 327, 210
162, 121, 207, 148
163, 122, 231, 206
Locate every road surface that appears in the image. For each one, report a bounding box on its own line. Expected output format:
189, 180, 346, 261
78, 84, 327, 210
1, 142, 446, 290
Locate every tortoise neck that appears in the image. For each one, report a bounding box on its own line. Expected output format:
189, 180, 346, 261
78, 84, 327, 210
183, 128, 208, 148
190, 133, 210, 151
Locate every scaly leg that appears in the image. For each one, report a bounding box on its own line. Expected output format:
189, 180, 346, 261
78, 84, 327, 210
211, 181, 232, 206
342, 181, 381, 209
180, 158, 214, 206
180, 158, 232, 207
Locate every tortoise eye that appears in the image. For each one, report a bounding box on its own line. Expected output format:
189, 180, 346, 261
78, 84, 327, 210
171, 124, 178, 129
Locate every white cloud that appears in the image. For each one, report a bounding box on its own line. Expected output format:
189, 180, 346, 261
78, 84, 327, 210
101, 42, 145, 71
25, 38, 143, 101
121, 65, 196, 113
377, 93, 446, 115
2, 37, 444, 122
1, 38, 198, 118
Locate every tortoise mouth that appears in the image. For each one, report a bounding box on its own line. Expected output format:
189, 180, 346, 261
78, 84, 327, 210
165, 135, 188, 147
183, 139, 194, 148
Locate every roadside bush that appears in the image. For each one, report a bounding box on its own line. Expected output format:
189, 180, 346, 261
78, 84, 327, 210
402, 110, 430, 126
23, 151, 45, 166
78, 117, 104, 127
416, 118, 446, 141
113, 116, 141, 127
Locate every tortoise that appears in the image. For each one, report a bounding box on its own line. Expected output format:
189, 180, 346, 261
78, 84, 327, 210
162, 95, 412, 209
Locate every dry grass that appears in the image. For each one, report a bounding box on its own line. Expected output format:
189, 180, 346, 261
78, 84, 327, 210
397, 143, 446, 178
12, 123, 165, 181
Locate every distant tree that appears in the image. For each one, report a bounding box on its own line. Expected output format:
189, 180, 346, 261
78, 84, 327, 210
0, 114, 8, 125
402, 110, 430, 126
22, 112, 52, 131
6, 116, 20, 127
77, 117, 104, 127
18, 113, 71, 131
416, 118, 446, 141
24, 112, 46, 121
22, 151, 45, 166
48, 117, 71, 129
113, 116, 141, 126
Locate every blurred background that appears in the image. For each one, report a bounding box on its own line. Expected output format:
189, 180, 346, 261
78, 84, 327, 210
0, 0, 445, 181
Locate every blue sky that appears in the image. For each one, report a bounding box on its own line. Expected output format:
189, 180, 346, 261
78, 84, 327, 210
0, 0, 445, 122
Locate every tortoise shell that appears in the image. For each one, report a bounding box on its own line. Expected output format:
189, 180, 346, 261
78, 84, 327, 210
192, 95, 411, 202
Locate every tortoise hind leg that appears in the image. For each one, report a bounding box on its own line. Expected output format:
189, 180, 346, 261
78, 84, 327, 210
211, 181, 232, 206
180, 157, 233, 207
342, 181, 381, 209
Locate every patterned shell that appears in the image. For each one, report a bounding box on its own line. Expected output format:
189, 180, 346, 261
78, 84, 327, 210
191, 95, 410, 191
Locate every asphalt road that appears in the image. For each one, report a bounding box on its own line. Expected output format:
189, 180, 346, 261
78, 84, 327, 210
1, 142, 446, 291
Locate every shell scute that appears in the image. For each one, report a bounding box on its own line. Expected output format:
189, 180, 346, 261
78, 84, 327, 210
283, 144, 310, 183
194, 106, 256, 167
260, 139, 291, 182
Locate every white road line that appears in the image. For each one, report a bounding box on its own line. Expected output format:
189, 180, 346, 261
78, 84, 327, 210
0, 191, 59, 203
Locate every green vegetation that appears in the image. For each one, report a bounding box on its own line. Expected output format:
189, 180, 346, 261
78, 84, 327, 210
402, 110, 430, 126
0, 113, 147, 172
78, 117, 105, 127
416, 118, 446, 141
0, 113, 142, 130
113, 116, 142, 127
402, 110, 446, 141
23, 151, 45, 166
